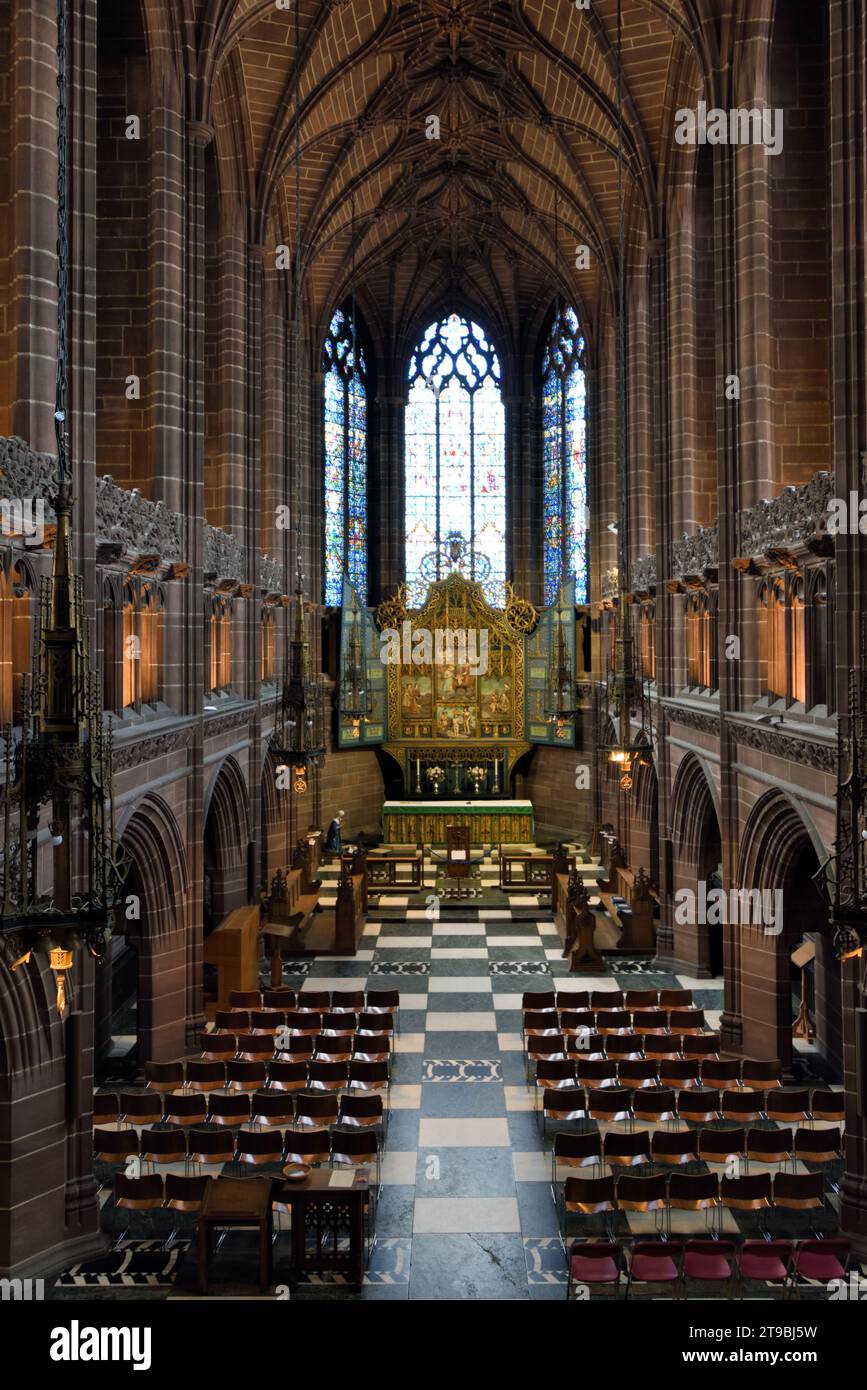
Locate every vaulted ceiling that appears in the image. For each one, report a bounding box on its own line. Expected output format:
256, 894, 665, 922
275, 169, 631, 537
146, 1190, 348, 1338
201, 0, 709, 356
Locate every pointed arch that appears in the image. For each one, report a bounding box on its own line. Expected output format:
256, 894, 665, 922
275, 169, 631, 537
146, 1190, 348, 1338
670, 752, 721, 870
118, 793, 189, 945
735, 788, 827, 896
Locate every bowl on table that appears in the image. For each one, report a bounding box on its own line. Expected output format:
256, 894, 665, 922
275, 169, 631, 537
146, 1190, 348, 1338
282, 1163, 311, 1182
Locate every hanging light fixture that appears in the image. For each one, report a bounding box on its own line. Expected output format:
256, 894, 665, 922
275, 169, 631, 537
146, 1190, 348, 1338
599, 0, 653, 791
0, 0, 126, 1014
268, 0, 324, 798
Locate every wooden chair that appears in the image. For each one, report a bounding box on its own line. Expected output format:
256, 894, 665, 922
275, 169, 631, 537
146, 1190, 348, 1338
443, 824, 474, 899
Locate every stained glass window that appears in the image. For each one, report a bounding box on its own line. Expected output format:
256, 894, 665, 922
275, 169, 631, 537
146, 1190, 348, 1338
542, 304, 588, 606
323, 306, 368, 606
405, 313, 506, 608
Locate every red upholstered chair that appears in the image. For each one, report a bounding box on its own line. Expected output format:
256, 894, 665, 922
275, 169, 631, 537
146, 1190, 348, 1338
567, 1241, 624, 1300
736, 1240, 793, 1296
789, 1239, 850, 1293
626, 1241, 682, 1299
681, 1240, 736, 1296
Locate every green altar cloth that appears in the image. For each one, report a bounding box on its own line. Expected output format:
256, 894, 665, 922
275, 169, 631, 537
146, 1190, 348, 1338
382, 800, 534, 846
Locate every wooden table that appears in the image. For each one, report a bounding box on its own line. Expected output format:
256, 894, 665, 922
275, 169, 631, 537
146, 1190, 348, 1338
197, 1176, 273, 1293
275, 1169, 369, 1291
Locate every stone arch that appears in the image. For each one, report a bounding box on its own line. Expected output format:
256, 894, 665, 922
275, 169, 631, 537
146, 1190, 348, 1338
735, 787, 826, 895
118, 792, 189, 944
203, 754, 252, 935
735, 788, 831, 1069
630, 750, 660, 889
0, 949, 64, 1081
105, 793, 190, 1066
669, 752, 723, 975
670, 751, 721, 871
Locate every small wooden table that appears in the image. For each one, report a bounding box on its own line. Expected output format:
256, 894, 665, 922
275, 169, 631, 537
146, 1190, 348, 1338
198, 1177, 273, 1294
276, 1169, 369, 1291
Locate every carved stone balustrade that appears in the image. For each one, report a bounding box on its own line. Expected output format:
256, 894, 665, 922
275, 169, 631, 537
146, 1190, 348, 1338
204, 522, 246, 587
259, 552, 287, 597
631, 553, 657, 594
736, 471, 835, 562
96, 474, 185, 573
671, 518, 719, 582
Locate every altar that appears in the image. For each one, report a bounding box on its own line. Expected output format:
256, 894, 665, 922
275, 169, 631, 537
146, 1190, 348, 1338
382, 799, 534, 846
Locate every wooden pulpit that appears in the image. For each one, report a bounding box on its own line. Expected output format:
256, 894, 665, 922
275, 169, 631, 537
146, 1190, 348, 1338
203, 905, 261, 1009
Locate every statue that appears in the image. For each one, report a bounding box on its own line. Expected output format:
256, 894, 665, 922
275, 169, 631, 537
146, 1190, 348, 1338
324, 809, 345, 856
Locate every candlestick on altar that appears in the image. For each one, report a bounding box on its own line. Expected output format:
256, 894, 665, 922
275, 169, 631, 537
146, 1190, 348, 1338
415, 757, 421, 793
492, 756, 499, 793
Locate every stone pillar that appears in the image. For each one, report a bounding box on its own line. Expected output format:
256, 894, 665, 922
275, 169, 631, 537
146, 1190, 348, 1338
375, 394, 406, 597
245, 241, 266, 890
713, 139, 743, 1051
182, 120, 213, 1043
828, 0, 867, 1259
648, 237, 674, 963
504, 394, 537, 602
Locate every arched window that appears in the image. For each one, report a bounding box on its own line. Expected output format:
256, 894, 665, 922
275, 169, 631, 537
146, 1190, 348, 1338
119, 579, 164, 709
405, 312, 506, 608
204, 594, 233, 695
323, 305, 368, 606
541, 304, 588, 605
261, 606, 276, 683
139, 584, 163, 705
122, 582, 137, 708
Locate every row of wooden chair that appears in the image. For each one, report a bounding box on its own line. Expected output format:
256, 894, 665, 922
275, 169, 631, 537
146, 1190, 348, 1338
540, 1085, 844, 1135
102, 1123, 381, 1179
562, 1171, 838, 1243
105, 1059, 390, 1119
566, 1237, 850, 1300
96, 1087, 385, 1135
212, 1007, 396, 1037
527, 1032, 724, 1064
144, 1034, 392, 1088
521, 989, 694, 1013
530, 1055, 788, 1095
550, 1124, 843, 1184
524, 1009, 706, 1040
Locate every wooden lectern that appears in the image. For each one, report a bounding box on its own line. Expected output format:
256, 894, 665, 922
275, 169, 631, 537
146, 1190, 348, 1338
203, 905, 261, 1009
